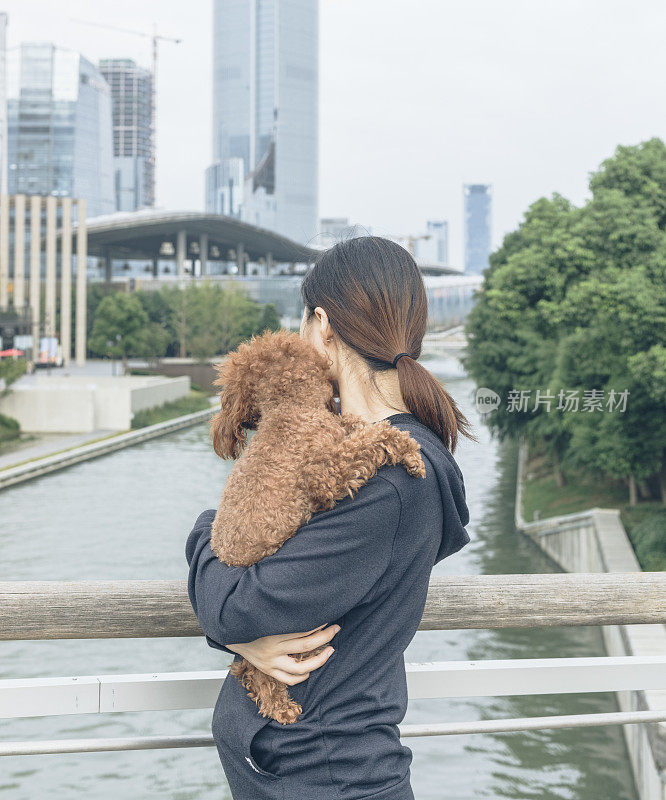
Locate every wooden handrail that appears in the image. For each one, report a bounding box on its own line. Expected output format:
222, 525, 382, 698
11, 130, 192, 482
0, 572, 664, 641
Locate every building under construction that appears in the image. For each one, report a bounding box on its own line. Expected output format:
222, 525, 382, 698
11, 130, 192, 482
100, 58, 154, 212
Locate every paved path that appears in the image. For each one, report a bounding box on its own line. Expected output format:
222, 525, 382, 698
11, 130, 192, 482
0, 430, 117, 471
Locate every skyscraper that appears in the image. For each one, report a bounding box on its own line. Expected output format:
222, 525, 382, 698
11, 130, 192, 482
414, 220, 449, 265
0, 13, 8, 195
463, 184, 492, 274
6, 43, 114, 217
99, 58, 154, 212
318, 217, 369, 246
206, 0, 318, 245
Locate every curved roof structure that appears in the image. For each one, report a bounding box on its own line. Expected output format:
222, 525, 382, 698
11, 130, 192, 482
69, 209, 318, 263
63, 209, 466, 274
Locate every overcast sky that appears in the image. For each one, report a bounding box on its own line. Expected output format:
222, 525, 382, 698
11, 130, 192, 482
2, 0, 666, 265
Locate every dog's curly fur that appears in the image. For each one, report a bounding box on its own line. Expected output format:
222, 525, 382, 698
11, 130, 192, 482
208, 328, 426, 725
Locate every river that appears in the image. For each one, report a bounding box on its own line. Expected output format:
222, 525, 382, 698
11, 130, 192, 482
0, 354, 637, 799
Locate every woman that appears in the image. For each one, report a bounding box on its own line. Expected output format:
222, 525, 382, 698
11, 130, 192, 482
186, 236, 476, 800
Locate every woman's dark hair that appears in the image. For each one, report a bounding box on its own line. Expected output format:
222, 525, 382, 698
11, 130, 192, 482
300, 235, 477, 453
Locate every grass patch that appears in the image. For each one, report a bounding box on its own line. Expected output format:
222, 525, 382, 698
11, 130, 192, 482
131, 390, 212, 429
621, 506, 666, 571
127, 369, 207, 394
522, 445, 665, 571
0, 413, 21, 446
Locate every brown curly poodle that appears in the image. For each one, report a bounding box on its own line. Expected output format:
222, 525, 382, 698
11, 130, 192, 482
208, 328, 426, 724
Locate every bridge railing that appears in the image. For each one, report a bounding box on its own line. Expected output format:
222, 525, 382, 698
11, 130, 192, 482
1, 573, 665, 756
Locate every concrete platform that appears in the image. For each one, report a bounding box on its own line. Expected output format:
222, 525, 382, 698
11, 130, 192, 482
0, 372, 190, 433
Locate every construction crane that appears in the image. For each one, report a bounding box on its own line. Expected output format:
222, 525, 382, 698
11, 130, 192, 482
71, 18, 182, 206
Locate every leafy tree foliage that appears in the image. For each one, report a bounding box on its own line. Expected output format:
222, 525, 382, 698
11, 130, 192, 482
464, 138, 666, 504
88, 293, 150, 374
88, 282, 284, 368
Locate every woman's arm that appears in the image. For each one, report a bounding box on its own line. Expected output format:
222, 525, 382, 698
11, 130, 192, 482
186, 473, 402, 648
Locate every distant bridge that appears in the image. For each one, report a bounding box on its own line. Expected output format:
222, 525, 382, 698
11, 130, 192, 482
422, 325, 468, 358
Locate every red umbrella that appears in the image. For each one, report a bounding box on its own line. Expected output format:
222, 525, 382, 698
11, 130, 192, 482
0, 348, 25, 357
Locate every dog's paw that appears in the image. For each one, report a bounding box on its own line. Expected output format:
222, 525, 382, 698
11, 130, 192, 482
404, 451, 426, 478
274, 700, 303, 725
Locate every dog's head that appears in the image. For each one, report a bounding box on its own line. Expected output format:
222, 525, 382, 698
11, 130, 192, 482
209, 328, 336, 459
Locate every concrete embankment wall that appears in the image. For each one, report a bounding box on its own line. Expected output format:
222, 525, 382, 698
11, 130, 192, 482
0, 404, 216, 491
515, 439, 666, 800
0, 375, 191, 432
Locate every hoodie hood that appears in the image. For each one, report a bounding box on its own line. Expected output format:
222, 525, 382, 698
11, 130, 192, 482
386, 413, 471, 564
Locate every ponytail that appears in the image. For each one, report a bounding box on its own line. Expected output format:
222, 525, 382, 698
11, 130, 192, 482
300, 235, 477, 453
393, 354, 477, 452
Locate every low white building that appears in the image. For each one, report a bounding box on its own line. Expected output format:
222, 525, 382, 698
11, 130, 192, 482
0, 374, 190, 432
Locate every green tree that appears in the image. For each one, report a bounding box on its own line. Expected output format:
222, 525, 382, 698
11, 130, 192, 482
0, 357, 27, 397
135, 288, 178, 359
463, 194, 592, 485
589, 137, 666, 230
88, 292, 150, 374
554, 265, 666, 504
464, 139, 666, 504
160, 282, 263, 361
255, 302, 281, 334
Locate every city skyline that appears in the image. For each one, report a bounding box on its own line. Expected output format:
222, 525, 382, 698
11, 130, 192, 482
0, 0, 664, 265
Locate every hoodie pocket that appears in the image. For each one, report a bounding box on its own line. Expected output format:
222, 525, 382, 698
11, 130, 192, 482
212, 665, 285, 797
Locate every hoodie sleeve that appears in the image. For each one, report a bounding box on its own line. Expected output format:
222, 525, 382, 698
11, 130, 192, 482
186, 474, 402, 649
434, 453, 471, 564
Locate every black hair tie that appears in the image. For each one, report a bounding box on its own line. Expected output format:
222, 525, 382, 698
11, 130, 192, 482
392, 352, 410, 367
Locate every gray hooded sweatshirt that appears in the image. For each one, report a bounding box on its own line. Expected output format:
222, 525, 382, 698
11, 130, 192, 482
186, 412, 470, 800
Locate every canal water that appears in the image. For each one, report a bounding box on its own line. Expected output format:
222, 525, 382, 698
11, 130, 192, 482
0, 355, 637, 800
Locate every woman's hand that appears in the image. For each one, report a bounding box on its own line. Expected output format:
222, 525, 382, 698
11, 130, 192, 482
225, 623, 340, 686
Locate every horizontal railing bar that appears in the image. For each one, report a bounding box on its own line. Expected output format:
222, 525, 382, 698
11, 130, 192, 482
4, 710, 666, 756
534, 521, 596, 537
2, 656, 666, 719
1, 572, 665, 641
0, 735, 214, 756
400, 709, 666, 737
519, 508, 597, 533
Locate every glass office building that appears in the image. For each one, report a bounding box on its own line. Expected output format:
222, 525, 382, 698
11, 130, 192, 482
463, 183, 492, 274
206, 0, 318, 245
6, 43, 114, 218
99, 58, 154, 212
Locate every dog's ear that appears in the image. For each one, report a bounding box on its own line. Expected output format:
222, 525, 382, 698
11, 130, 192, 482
209, 359, 252, 460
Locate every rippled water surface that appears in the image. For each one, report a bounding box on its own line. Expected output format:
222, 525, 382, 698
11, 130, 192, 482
0, 356, 637, 799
